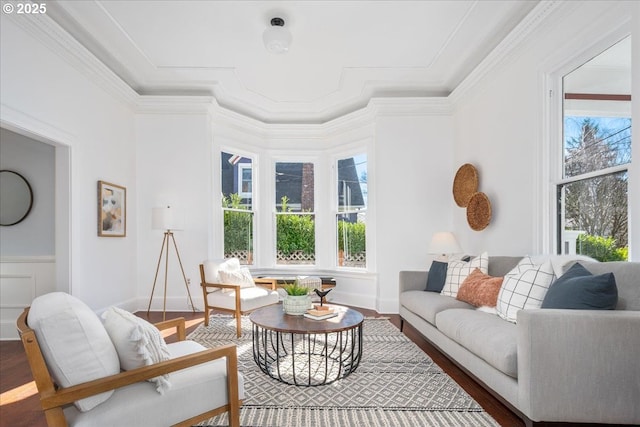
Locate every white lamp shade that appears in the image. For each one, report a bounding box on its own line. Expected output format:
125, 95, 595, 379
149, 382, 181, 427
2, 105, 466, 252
152, 206, 183, 231
428, 232, 462, 255
263, 26, 292, 54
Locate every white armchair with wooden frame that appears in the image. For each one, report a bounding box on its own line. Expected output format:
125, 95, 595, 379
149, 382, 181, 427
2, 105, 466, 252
17, 292, 242, 427
200, 258, 279, 337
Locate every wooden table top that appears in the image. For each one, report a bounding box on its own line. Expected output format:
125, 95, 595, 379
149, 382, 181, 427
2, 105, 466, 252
249, 304, 363, 334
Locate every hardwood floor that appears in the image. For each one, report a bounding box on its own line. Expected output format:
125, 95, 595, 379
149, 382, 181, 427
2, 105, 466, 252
0, 308, 524, 427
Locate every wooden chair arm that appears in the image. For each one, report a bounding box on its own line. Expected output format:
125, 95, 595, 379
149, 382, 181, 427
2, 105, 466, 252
253, 278, 277, 291
40, 344, 238, 410
201, 282, 241, 292
154, 317, 186, 341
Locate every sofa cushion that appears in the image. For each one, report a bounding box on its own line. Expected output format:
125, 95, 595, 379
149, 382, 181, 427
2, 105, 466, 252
576, 261, 640, 310
435, 308, 518, 378
441, 252, 488, 298
425, 260, 448, 292
27, 292, 120, 412
541, 263, 617, 310
400, 290, 472, 326
456, 268, 503, 307
496, 257, 556, 323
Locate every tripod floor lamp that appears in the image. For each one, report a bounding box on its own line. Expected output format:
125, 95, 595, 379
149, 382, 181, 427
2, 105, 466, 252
147, 206, 196, 320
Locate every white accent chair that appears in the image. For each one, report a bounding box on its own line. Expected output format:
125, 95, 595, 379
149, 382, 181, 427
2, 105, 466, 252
200, 259, 280, 337
17, 292, 242, 427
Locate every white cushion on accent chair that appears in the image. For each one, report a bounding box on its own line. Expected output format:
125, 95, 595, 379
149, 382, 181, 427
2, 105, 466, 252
27, 292, 120, 412
63, 340, 244, 427
200, 259, 279, 337
19, 292, 243, 427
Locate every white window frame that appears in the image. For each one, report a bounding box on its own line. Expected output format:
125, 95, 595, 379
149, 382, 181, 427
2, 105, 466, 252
542, 29, 634, 258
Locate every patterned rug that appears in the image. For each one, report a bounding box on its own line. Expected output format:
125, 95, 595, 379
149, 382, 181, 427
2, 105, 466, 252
188, 314, 499, 427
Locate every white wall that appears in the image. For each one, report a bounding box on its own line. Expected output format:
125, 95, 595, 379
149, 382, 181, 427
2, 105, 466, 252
135, 111, 213, 311
451, 1, 639, 260
374, 113, 454, 312
0, 15, 138, 311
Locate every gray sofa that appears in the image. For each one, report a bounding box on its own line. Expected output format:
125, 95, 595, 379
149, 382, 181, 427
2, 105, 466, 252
398, 256, 640, 426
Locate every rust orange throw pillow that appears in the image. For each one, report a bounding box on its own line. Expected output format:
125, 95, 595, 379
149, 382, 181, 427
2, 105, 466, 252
456, 268, 503, 307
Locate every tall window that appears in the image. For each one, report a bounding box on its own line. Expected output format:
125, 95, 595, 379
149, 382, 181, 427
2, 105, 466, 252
275, 162, 315, 265
557, 37, 631, 261
337, 154, 367, 268
221, 152, 254, 265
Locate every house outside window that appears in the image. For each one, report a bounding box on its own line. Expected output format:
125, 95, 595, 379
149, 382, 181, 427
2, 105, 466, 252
557, 37, 631, 261
238, 163, 252, 198
337, 154, 367, 268
221, 151, 254, 265
275, 162, 315, 265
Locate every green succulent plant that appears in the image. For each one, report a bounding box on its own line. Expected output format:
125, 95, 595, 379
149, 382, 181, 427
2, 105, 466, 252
282, 281, 310, 296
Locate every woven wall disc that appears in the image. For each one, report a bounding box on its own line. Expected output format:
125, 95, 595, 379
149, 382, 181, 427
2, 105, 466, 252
452, 163, 479, 207
466, 192, 492, 231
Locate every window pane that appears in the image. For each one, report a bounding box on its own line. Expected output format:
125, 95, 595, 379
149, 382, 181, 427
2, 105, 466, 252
241, 167, 252, 195
337, 212, 366, 268
337, 154, 367, 267
221, 152, 252, 209
276, 213, 315, 265
338, 155, 367, 212
275, 162, 315, 265
558, 171, 628, 261
223, 210, 254, 264
221, 151, 253, 265
275, 162, 314, 212
563, 117, 631, 178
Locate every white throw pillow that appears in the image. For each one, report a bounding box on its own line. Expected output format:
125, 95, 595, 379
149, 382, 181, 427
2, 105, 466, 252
102, 307, 171, 394
219, 267, 256, 288
440, 252, 489, 298
27, 292, 120, 412
496, 257, 556, 323
202, 258, 241, 283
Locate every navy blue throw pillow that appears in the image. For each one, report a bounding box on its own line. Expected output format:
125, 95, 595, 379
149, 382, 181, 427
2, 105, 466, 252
542, 262, 618, 310
425, 261, 448, 292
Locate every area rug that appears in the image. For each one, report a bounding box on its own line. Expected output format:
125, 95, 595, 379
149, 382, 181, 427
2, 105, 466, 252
188, 314, 499, 427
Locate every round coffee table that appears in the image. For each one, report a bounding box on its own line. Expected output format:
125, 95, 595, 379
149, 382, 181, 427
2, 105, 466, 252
250, 304, 364, 386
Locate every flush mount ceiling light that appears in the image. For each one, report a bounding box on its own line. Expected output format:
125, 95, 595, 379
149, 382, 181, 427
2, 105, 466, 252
263, 17, 292, 54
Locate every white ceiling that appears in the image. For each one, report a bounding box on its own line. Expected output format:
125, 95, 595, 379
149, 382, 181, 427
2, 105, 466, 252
48, 0, 540, 123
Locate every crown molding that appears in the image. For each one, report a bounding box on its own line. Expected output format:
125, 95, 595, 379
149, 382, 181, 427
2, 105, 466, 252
1, 103, 76, 147
135, 95, 214, 115
3, 8, 138, 108
369, 97, 452, 116
449, 0, 564, 107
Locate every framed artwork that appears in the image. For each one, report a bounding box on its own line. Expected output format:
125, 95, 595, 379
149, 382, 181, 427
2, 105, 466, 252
98, 180, 126, 237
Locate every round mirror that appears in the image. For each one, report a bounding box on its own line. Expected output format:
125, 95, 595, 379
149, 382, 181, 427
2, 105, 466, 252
0, 170, 34, 226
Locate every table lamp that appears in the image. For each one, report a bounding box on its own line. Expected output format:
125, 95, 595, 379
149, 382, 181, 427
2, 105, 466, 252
428, 231, 462, 261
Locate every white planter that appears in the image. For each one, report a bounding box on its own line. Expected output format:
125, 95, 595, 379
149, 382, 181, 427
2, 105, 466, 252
283, 295, 311, 315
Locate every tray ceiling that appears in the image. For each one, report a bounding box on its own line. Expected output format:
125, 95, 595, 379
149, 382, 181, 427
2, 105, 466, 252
47, 1, 539, 123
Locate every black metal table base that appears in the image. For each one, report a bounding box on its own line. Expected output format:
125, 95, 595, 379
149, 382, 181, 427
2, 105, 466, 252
252, 323, 363, 386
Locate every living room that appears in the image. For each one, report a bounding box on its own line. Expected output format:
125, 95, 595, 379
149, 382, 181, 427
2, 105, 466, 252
1, 1, 639, 426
